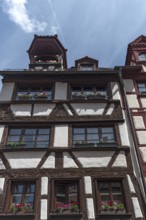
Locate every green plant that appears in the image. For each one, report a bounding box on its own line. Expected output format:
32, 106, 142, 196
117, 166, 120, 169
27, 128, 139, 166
9, 203, 33, 213
101, 201, 125, 211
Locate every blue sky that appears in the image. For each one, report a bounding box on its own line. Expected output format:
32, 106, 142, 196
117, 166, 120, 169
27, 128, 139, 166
0, 0, 146, 70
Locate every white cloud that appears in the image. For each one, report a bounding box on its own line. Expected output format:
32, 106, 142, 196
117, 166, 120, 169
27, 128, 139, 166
2, 0, 47, 33
51, 25, 58, 34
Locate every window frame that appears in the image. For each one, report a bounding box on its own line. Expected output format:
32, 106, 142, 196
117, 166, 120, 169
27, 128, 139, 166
71, 84, 107, 100
137, 82, 146, 95
6, 180, 36, 213
50, 179, 81, 215
138, 53, 146, 61
95, 179, 127, 215
5, 127, 51, 149
73, 126, 117, 147
14, 84, 53, 101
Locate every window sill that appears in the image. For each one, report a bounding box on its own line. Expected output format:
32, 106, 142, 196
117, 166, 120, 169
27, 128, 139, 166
2, 147, 49, 152
2, 213, 35, 216
74, 143, 117, 148
49, 213, 82, 220
97, 212, 131, 219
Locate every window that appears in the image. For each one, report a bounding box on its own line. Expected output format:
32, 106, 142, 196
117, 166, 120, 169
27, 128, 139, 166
79, 64, 94, 71
96, 180, 126, 214
52, 180, 80, 214
71, 85, 107, 100
16, 85, 52, 100
137, 82, 146, 94
73, 127, 116, 146
9, 181, 35, 213
138, 53, 146, 61
6, 128, 50, 148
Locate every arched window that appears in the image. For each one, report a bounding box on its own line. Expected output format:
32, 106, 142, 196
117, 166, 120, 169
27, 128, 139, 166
138, 53, 146, 61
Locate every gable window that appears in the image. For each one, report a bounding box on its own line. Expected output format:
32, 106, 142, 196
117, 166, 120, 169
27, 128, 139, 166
73, 127, 116, 147
16, 85, 52, 100
96, 180, 126, 214
9, 181, 35, 213
51, 180, 80, 214
138, 53, 146, 61
71, 85, 107, 100
6, 128, 50, 148
79, 64, 94, 71
137, 82, 146, 94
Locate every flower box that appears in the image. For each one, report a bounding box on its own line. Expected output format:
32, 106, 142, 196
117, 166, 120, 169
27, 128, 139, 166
9, 203, 33, 214
72, 94, 86, 100
116, 209, 126, 214
74, 143, 95, 148
17, 94, 32, 99
87, 94, 106, 100
34, 92, 48, 99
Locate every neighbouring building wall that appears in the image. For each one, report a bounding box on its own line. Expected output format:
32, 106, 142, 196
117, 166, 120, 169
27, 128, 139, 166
0, 83, 14, 101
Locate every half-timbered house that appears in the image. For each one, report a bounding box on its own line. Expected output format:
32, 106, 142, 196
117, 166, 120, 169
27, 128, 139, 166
0, 35, 145, 220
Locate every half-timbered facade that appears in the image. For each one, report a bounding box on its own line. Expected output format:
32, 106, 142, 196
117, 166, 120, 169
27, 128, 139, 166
0, 35, 145, 220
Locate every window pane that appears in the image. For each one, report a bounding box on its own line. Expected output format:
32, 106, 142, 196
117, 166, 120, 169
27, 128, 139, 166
36, 142, 49, 148
38, 129, 50, 134
9, 129, 21, 135
25, 129, 36, 135
37, 135, 49, 141
68, 184, 78, 203
26, 184, 35, 193
13, 184, 24, 193
25, 195, 34, 203
8, 136, 20, 142
12, 195, 22, 203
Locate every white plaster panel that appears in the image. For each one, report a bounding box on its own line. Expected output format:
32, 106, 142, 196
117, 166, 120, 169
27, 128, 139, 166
132, 110, 138, 112
137, 131, 146, 144
63, 104, 73, 116
63, 152, 78, 168
4, 152, 45, 169
84, 176, 92, 194
0, 158, 6, 170
71, 103, 106, 116
111, 82, 120, 100
73, 151, 113, 167
86, 198, 95, 219
10, 104, 31, 116
41, 177, 48, 195
106, 104, 114, 115
0, 125, 4, 144
119, 122, 130, 146
123, 79, 135, 93
139, 147, 146, 162
40, 199, 48, 219
131, 197, 143, 218
133, 116, 145, 129
0, 83, 14, 101
54, 82, 67, 99
112, 151, 127, 168
127, 175, 136, 194
41, 152, 55, 168
54, 125, 68, 147
127, 95, 139, 108
142, 65, 146, 72
33, 104, 55, 116
0, 178, 5, 194
140, 98, 146, 108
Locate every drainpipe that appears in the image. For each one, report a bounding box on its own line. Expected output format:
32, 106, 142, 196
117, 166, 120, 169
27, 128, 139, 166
118, 67, 146, 208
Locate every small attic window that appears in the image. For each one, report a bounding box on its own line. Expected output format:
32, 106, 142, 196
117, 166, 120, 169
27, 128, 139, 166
138, 53, 146, 61
80, 63, 94, 71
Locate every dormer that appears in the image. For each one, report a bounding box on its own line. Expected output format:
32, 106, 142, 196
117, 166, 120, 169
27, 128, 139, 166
75, 56, 98, 71
125, 35, 146, 66
27, 34, 67, 71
